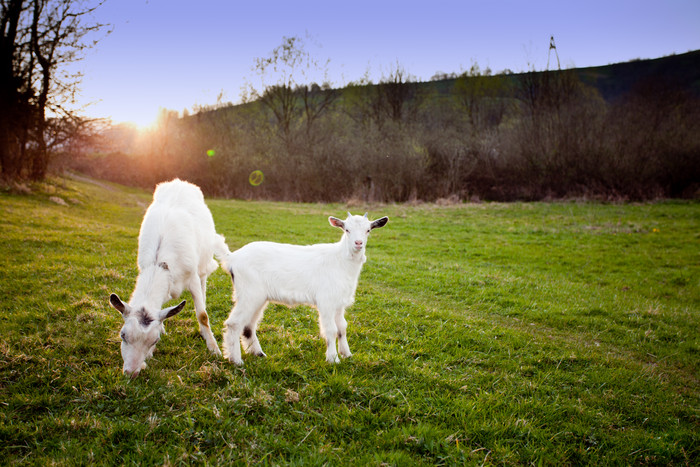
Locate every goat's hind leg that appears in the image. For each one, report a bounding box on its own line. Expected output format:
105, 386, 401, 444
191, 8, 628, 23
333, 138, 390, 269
241, 303, 267, 358
191, 275, 221, 355
223, 297, 265, 365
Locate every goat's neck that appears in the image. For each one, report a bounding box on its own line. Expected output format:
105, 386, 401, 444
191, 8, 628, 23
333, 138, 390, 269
337, 236, 367, 264
130, 264, 171, 310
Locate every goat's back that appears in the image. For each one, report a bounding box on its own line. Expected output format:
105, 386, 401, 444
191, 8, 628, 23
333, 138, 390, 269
138, 179, 224, 276
153, 178, 206, 210
225, 241, 362, 309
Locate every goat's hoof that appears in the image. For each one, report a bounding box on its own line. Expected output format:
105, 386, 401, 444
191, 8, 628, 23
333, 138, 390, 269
228, 358, 244, 366
326, 355, 341, 364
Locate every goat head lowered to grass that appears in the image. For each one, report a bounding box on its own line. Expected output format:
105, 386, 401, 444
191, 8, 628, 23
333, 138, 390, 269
221, 212, 388, 365
109, 179, 229, 377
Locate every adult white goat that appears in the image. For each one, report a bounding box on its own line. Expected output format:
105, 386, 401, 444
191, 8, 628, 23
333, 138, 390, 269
221, 212, 388, 365
109, 179, 228, 377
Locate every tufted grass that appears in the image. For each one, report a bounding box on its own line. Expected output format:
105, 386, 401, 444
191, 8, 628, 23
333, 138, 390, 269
0, 176, 698, 465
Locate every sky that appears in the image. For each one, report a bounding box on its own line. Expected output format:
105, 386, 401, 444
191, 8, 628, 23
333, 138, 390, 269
67, 0, 700, 128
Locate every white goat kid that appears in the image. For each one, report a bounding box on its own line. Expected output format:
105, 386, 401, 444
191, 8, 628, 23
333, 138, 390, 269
221, 213, 388, 365
109, 179, 228, 377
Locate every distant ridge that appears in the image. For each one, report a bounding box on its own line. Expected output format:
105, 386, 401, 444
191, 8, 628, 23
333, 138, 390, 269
194, 50, 700, 117
574, 50, 700, 101
416, 49, 700, 102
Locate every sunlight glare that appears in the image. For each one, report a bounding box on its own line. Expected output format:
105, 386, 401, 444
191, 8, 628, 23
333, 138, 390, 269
125, 112, 158, 132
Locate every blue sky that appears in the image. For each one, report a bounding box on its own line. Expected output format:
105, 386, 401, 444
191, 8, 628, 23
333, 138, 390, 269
70, 0, 700, 127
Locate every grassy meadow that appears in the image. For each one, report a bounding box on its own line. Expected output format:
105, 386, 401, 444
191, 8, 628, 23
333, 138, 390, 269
0, 176, 698, 465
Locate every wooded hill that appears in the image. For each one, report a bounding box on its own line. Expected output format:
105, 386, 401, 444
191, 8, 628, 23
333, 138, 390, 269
424, 49, 700, 102
69, 50, 700, 202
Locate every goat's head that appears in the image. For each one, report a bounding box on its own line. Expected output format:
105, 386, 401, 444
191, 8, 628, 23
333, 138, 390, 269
109, 293, 185, 378
329, 212, 389, 256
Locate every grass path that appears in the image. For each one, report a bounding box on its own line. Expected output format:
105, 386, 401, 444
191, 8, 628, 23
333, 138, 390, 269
0, 177, 698, 465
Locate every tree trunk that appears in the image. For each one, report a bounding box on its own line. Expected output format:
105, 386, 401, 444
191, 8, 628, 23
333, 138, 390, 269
30, 0, 51, 180
0, 0, 24, 178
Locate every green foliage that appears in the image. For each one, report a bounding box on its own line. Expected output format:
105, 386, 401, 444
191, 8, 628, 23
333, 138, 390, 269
1, 178, 698, 464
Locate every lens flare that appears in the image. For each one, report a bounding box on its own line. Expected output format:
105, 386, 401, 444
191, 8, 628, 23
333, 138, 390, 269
207, 149, 215, 157
249, 170, 264, 186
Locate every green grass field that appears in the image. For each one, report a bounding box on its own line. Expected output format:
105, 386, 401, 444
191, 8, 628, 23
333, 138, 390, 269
1, 176, 698, 465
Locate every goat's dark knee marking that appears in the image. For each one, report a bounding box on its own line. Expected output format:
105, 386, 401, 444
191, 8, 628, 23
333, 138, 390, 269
337, 331, 343, 339
198, 313, 209, 327
243, 326, 252, 339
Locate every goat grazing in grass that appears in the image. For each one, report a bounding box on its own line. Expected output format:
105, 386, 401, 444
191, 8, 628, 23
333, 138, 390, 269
109, 179, 229, 377
221, 213, 388, 365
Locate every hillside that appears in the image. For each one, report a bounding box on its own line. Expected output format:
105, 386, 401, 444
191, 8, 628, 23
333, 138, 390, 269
421, 49, 700, 101
193, 50, 700, 116
575, 50, 700, 101
72, 50, 700, 202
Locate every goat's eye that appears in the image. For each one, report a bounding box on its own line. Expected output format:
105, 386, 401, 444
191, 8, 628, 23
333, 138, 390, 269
120, 331, 128, 344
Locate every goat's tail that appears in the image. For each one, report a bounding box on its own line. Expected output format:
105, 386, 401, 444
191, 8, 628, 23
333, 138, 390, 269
213, 233, 231, 262
220, 251, 235, 280
214, 234, 236, 280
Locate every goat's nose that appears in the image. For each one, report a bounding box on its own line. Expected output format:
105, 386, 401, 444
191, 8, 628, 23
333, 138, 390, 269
355, 240, 363, 247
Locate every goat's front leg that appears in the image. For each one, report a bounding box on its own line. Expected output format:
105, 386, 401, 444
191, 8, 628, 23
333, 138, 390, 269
335, 308, 352, 358
191, 276, 221, 355
222, 317, 244, 365
318, 306, 340, 363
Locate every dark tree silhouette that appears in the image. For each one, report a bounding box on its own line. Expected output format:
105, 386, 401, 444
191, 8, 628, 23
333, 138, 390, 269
0, 0, 107, 180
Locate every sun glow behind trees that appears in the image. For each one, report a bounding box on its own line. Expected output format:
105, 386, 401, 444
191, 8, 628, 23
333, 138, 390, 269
120, 111, 159, 132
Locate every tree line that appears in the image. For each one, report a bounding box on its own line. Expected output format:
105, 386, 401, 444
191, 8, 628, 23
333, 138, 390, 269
71, 58, 699, 201
4, 25, 698, 202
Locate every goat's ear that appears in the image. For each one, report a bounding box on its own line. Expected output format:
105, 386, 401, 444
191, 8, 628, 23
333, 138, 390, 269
329, 216, 345, 229
371, 216, 389, 230
159, 300, 186, 322
109, 294, 129, 316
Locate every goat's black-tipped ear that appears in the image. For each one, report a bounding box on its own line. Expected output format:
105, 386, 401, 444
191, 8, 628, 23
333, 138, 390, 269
110, 294, 129, 315
371, 216, 389, 230
329, 216, 345, 229
160, 300, 186, 322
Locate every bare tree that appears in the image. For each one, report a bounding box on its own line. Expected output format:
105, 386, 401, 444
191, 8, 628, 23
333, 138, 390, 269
378, 62, 419, 124
0, 0, 27, 178
298, 81, 337, 139
260, 83, 297, 141
453, 63, 508, 136
0, 0, 107, 180
245, 35, 337, 145
343, 63, 420, 131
